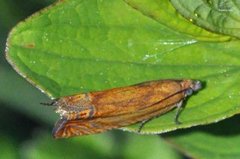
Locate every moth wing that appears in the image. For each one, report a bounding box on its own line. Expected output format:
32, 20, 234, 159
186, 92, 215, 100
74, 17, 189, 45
53, 118, 116, 138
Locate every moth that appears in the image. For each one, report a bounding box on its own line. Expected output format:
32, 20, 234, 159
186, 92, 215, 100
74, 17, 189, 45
45, 79, 202, 138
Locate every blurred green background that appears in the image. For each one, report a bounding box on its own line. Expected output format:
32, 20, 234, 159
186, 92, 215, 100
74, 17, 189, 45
1, 1, 240, 159
0, 1, 182, 158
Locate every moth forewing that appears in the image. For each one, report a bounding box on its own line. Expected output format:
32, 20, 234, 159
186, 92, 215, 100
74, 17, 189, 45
52, 79, 202, 138
53, 93, 184, 138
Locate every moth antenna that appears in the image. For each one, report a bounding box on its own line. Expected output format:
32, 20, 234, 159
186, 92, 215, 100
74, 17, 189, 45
40, 102, 54, 106
40, 98, 59, 106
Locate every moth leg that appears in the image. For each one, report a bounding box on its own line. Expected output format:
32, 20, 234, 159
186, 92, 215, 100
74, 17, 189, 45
137, 118, 154, 133
174, 100, 183, 125
138, 100, 184, 133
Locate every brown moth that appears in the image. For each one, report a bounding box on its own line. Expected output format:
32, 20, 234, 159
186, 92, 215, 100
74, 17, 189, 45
46, 79, 202, 138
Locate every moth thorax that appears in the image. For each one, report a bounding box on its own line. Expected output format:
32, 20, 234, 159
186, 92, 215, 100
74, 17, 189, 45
56, 105, 82, 120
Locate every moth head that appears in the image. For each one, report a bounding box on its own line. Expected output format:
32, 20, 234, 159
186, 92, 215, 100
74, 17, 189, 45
41, 97, 70, 117
189, 80, 202, 92
181, 80, 202, 96
45, 94, 92, 118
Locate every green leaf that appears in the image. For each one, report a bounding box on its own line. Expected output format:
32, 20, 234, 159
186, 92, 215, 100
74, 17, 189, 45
124, 0, 231, 41
6, 0, 240, 134
170, 0, 240, 38
164, 115, 240, 159
0, 0, 57, 124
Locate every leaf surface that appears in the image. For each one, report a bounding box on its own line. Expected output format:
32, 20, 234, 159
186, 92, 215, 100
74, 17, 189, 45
6, 0, 240, 134
170, 0, 240, 38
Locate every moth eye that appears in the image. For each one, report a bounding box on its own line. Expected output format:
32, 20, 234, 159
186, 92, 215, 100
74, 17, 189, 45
191, 80, 202, 91
185, 89, 193, 96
